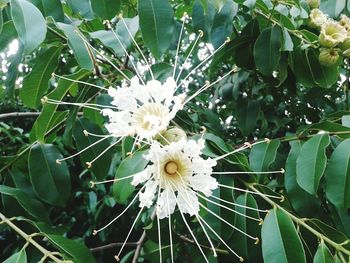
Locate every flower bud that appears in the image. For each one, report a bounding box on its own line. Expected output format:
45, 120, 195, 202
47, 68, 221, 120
319, 20, 347, 47
319, 48, 339, 67
157, 127, 187, 145
340, 38, 350, 50
307, 0, 320, 9
339, 15, 350, 32
308, 9, 327, 28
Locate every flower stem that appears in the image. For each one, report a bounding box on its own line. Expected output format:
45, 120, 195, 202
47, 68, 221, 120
0, 213, 66, 263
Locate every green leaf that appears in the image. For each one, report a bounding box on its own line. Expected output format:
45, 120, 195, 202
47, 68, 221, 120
281, 28, 293, 51
210, 0, 237, 48
313, 241, 334, 263
0, 8, 3, 34
0, 185, 49, 222
0, 21, 17, 51
91, 0, 120, 19
249, 139, 280, 172
236, 100, 260, 136
320, 0, 346, 18
289, 48, 339, 88
29, 143, 71, 206
11, 0, 47, 53
341, 115, 350, 128
41, 0, 64, 22
32, 69, 90, 142
296, 134, 330, 195
262, 208, 306, 263
66, 0, 93, 18
254, 26, 282, 76
113, 150, 149, 204
90, 16, 139, 57
73, 118, 114, 180
45, 234, 97, 263
231, 194, 261, 261
138, 0, 174, 59
325, 139, 350, 209
57, 22, 94, 70
20, 46, 62, 109
3, 249, 27, 263
284, 141, 321, 216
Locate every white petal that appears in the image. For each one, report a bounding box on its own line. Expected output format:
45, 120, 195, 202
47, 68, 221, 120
156, 188, 177, 219
189, 174, 218, 196
139, 180, 158, 208
146, 80, 163, 103
177, 189, 199, 216
131, 168, 151, 186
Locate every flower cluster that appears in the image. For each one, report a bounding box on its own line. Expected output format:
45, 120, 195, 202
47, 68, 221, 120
50, 13, 284, 263
308, 5, 350, 66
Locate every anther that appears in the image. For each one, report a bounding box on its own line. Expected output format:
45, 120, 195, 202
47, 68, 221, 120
239, 257, 244, 262
83, 130, 89, 136
264, 138, 271, 144
56, 159, 61, 165
280, 196, 285, 203
244, 142, 252, 148
198, 30, 204, 37
90, 181, 95, 188
118, 13, 123, 19
200, 126, 206, 133
136, 143, 142, 149
114, 255, 120, 262
51, 72, 56, 78
254, 237, 260, 245
225, 37, 231, 43
127, 152, 133, 156
258, 219, 264, 225
41, 96, 48, 104
86, 162, 92, 168
92, 230, 98, 235
280, 168, 285, 174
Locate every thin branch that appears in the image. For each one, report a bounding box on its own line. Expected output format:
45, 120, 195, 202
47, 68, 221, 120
178, 234, 229, 255
0, 111, 84, 121
90, 242, 138, 252
132, 231, 147, 263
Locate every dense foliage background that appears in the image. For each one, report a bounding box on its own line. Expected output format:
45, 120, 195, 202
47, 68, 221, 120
1, 0, 350, 262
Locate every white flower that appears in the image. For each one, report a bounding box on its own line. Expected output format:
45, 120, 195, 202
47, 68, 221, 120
102, 76, 185, 141
319, 20, 348, 47
131, 138, 217, 219
309, 9, 327, 28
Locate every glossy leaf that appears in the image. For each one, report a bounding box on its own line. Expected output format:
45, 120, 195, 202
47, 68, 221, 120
138, 0, 174, 58
73, 118, 114, 180
236, 100, 260, 136
249, 139, 280, 172
262, 208, 306, 263
3, 249, 27, 263
90, 16, 139, 57
113, 150, 149, 204
320, 0, 346, 18
57, 23, 94, 70
284, 141, 321, 216
313, 241, 333, 263
290, 49, 339, 88
325, 139, 350, 209
66, 0, 93, 18
20, 46, 62, 109
91, 0, 120, 19
32, 69, 90, 142
254, 26, 282, 76
0, 185, 49, 222
11, 0, 47, 53
296, 134, 330, 195
45, 234, 97, 263
0, 21, 17, 51
29, 143, 71, 206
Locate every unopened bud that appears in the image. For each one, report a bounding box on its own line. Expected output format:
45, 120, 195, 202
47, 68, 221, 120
319, 48, 339, 67
158, 127, 187, 145
307, 0, 320, 9
308, 9, 327, 28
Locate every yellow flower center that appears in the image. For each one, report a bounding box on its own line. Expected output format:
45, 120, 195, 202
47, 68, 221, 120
165, 161, 178, 176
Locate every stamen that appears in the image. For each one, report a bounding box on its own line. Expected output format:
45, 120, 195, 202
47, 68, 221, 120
183, 68, 236, 105
115, 207, 144, 259
175, 31, 203, 84
44, 98, 118, 111
172, 14, 187, 78
214, 140, 268, 161
93, 179, 151, 233
176, 39, 230, 90
75, 29, 132, 83
165, 186, 174, 263
212, 169, 285, 175
217, 183, 284, 201
85, 138, 122, 167
56, 135, 112, 163
106, 21, 146, 86
119, 15, 155, 80
84, 130, 113, 138
52, 73, 108, 91
169, 186, 209, 263
90, 173, 139, 187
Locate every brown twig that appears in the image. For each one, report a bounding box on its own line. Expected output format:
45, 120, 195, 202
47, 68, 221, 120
90, 242, 138, 252
0, 111, 84, 121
